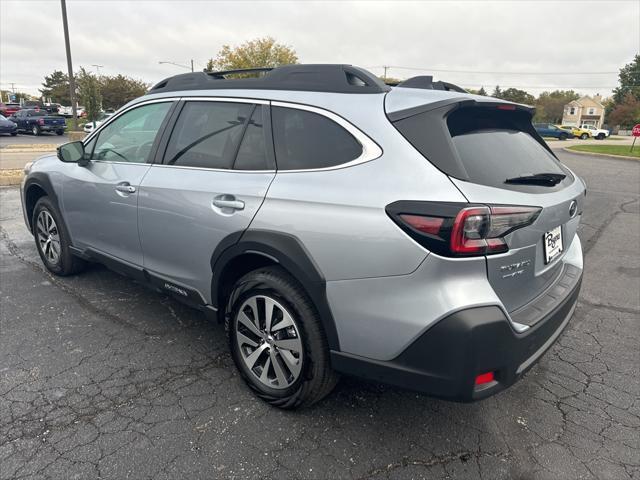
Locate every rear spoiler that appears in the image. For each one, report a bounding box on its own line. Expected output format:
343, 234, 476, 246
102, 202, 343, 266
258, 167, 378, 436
387, 97, 535, 122
387, 98, 554, 182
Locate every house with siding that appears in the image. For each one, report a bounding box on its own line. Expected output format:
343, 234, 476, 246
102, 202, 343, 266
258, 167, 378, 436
561, 95, 606, 128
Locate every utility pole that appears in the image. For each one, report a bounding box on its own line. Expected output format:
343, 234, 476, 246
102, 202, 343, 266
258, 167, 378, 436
61, 0, 78, 131
191, 59, 194, 72
92, 64, 104, 75
9, 82, 16, 93
383, 66, 389, 82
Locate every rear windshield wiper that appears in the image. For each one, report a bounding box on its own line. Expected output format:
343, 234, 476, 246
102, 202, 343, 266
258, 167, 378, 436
505, 172, 566, 186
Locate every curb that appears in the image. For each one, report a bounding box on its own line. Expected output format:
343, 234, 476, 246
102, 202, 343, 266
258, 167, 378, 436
0, 145, 57, 153
563, 147, 639, 161
0, 170, 23, 186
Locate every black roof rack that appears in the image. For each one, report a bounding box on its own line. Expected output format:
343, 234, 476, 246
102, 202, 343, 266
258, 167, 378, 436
395, 76, 467, 93
148, 64, 391, 95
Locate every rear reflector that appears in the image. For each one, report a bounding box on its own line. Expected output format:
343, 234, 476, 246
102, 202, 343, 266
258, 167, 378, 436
497, 104, 516, 110
475, 372, 495, 385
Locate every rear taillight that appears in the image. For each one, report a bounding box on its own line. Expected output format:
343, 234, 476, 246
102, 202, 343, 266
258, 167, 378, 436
37, 118, 45, 126
387, 201, 541, 257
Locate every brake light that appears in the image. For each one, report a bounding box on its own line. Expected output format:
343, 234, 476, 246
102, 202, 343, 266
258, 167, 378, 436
388, 202, 541, 257
399, 214, 444, 236
37, 118, 45, 126
497, 104, 516, 110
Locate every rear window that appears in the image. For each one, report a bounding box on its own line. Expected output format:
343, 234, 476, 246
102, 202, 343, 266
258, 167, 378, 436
393, 106, 570, 191
30, 110, 47, 116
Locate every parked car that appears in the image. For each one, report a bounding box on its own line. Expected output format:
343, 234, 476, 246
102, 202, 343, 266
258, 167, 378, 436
558, 125, 590, 140
58, 105, 86, 118
21, 65, 585, 408
0, 114, 18, 135
44, 103, 61, 114
82, 112, 114, 133
0, 102, 22, 116
534, 123, 574, 140
23, 100, 45, 110
10, 109, 66, 135
580, 124, 610, 140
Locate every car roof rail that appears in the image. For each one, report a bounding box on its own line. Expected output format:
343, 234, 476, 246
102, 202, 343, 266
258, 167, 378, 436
148, 64, 391, 95
396, 75, 468, 93
206, 67, 274, 79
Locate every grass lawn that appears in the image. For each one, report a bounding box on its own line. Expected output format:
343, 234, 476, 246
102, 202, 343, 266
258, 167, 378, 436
567, 144, 640, 158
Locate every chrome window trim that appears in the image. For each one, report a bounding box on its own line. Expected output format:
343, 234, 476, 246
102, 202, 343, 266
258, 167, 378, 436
149, 163, 275, 174
82, 97, 180, 144
271, 100, 383, 173
180, 96, 270, 105
82, 95, 382, 173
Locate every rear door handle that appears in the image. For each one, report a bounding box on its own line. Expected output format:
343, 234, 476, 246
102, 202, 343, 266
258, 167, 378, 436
212, 195, 245, 211
115, 182, 136, 194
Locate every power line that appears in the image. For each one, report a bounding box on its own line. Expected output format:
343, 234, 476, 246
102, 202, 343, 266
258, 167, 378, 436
367, 65, 623, 75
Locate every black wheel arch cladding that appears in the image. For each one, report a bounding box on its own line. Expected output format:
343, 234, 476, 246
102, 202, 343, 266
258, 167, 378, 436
211, 229, 340, 351
24, 172, 61, 232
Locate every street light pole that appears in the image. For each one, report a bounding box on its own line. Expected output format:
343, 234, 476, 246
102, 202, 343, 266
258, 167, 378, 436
60, 0, 78, 131
158, 60, 194, 72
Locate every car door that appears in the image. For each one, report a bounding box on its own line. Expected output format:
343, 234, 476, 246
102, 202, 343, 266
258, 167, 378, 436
138, 99, 275, 304
62, 100, 175, 267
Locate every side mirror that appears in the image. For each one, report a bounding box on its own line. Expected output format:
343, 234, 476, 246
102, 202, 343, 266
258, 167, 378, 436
57, 141, 88, 166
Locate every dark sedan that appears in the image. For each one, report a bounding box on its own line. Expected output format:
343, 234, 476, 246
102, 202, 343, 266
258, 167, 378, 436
534, 123, 575, 140
0, 114, 18, 136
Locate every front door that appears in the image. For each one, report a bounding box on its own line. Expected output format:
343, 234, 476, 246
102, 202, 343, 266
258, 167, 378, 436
62, 101, 174, 266
138, 99, 275, 304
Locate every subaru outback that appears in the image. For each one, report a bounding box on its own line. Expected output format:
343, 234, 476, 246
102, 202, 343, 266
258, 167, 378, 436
21, 64, 585, 409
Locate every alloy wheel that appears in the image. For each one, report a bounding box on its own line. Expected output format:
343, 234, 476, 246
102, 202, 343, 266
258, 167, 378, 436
36, 210, 61, 265
235, 295, 303, 389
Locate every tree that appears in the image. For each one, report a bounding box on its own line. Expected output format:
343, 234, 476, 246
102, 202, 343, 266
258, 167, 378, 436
205, 37, 298, 74
499, 88, 535, 105
478, 86, 487, 96
40, 70, 70, 105
379, 76, 403, 85
1, 90, 32, 103
608, 93, 640, 128
100, 75, 149, 110
534, 90, 580, 123
613, 54, 640, 104
492, 85, 502, 98
76, 68, 102, 123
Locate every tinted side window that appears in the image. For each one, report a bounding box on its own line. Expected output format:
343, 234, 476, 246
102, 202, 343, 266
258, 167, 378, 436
92, 102, 172, 163
165, 101, 252, 169
272, 107, 362, 170
233, 106, 269, 170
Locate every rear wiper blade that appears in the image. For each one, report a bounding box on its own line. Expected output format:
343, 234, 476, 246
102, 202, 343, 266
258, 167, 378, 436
505, 172, 566, 186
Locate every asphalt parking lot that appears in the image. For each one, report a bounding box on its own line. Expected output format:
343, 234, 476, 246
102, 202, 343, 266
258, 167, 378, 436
0, 151, 638, 480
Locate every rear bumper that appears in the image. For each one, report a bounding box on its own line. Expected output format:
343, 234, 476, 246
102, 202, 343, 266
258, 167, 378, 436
331, 272, 581, 402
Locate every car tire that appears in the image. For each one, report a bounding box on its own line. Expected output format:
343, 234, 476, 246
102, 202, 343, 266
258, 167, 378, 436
56, 130, 64, 136
32, 196, 86, 276
559, 133, 568, 141
227, 266, 339, 409
11, 132, 17, 136
32, 125, 40, 136
596, 133, 605, 140
580, 133, 588, 140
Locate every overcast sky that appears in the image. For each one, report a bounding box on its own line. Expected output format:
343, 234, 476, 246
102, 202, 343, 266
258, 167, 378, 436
1, 0, 638, 100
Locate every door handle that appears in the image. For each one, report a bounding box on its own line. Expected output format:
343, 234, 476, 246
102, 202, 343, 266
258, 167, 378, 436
115, 183, 136, 194
212, 195, 245, 211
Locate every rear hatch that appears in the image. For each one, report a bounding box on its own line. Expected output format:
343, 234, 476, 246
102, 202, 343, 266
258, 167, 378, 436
388, 95, 586, 319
